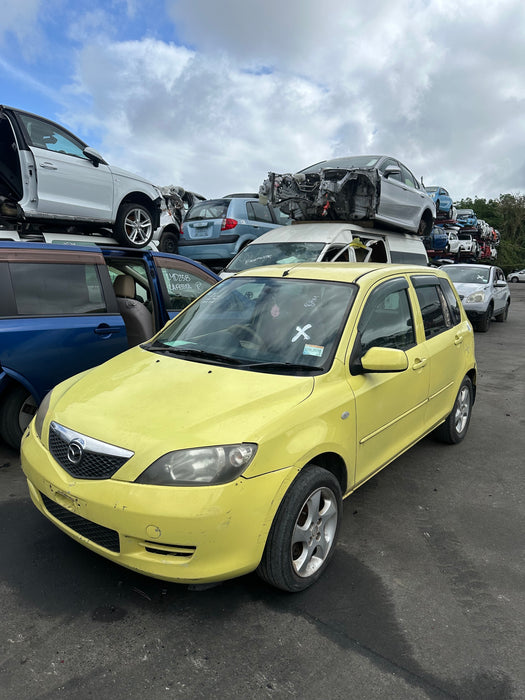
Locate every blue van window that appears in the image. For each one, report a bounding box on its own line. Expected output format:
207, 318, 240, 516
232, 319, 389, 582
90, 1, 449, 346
10, 262, 107, 315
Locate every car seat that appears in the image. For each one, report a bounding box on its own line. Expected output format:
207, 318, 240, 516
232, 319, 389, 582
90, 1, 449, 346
113, 274, 154, 347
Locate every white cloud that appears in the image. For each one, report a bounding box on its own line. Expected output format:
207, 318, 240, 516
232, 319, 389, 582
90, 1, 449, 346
55, 0, 525, 200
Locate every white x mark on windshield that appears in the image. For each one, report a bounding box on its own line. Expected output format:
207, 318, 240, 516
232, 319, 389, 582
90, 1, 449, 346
292, 324, 312, 342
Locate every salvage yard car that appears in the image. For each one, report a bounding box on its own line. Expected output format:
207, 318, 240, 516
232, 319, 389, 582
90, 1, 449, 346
0, 105, 162, 247
425, 186, 454, 219
0, 242, 219, 448
259, 155, 435, 235
443, 264, 510, 332
21, 263, 476, 592
180, 194, 289, 263
221, 222, 428, 278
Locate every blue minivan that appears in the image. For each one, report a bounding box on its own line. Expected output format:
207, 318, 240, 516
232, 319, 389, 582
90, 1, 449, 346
180, 195, 290, 262
0, 241, 219, 448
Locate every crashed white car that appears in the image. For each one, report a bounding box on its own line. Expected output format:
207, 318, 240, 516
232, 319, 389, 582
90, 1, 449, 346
0, 105, 162, 248
259, 155, 435, 236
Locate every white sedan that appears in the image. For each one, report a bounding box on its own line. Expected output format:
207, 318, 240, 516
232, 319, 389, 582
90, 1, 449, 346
507, 269, 525, 283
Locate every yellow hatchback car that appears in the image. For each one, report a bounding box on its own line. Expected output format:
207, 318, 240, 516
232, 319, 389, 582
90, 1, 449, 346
21, 263, 476, 592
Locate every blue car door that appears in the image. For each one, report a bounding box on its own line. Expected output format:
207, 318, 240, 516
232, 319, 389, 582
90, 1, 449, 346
0, 246, 127, 402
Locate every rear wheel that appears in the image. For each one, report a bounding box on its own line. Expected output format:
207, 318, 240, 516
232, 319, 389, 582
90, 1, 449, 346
510, 276, 519, 283
257, 466, 342, 592
417, 213, 432, 236
0, 385, 37, 449
434, 376, 473, 444
115, 203, 154, 248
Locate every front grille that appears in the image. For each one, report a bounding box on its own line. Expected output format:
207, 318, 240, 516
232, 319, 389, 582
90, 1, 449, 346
41, 492, 120, 552
49, 424, 129, 479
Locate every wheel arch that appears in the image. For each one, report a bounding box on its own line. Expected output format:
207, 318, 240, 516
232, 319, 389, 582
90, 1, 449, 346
300, 451, 348, 495
117, 192, 161, 229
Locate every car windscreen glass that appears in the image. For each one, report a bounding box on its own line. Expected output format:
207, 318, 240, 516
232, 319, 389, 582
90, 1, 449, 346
445, 267, 490, 284
300, 155, 380, 174
225, 242, 326, 272
185, 199, 229, 221
146, 276, 357, 373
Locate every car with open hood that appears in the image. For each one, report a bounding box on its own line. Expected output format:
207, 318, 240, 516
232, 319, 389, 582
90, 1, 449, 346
22, 263, 476, 592
259, 155, 435, 235
0, 105, 162, 248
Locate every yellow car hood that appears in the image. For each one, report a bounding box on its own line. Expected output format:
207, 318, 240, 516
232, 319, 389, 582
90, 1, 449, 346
50, 348, 315, 453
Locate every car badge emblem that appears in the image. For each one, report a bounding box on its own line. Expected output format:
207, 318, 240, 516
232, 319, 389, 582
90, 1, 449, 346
67, 438, 85, 465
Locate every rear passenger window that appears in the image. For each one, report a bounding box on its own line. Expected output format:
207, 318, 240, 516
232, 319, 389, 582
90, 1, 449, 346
9, 262, 106, 315
439, 278, 461, 326
412, 276, 451, 338
246, 202, 274, 223
357, 279, 416, 355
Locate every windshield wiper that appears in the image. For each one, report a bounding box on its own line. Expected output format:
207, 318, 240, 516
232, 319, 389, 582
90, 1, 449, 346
145, 344, 244, 365
238, 361, 323, 373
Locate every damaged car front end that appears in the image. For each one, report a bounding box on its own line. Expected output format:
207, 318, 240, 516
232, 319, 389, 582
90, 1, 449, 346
259, 155, 435, 236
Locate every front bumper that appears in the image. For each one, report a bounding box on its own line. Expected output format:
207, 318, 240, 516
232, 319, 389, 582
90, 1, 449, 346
21, 424, 297, 584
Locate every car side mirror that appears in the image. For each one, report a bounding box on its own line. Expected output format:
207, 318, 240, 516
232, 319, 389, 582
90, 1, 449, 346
360, 347, 408, 373
383, 165, 401, 179
84, 147, 107, 167
494, 280, 507, 288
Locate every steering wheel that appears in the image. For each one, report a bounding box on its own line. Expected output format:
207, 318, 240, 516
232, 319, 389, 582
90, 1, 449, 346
228, 324, 265, 347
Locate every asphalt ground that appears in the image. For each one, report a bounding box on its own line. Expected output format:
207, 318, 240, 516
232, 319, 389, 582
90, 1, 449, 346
1, 285, 524, 700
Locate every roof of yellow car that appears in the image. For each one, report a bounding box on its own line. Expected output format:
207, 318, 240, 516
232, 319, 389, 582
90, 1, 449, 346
233, 262, 438, 284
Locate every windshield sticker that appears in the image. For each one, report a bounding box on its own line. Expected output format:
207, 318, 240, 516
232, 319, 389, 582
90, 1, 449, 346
292, 324, 312, 342
304, 344, 324, 357
304, 296, 320, 308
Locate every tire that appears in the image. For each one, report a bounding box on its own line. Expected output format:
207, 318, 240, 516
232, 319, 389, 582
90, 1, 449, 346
114, 203, 154, 248
0, 385, 37, 449
257, 466, 342, 592
448, 206, 454, 219
159, 230, 179, 254
474, 304, 492, 333
417, 214, 432, 236
495, 301, 509, 323
433, 376, 473, 444
510, 276, 519, 283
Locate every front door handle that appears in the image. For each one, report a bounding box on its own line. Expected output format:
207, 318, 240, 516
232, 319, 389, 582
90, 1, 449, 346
412, 357, 427, 370
454, 333, 464, 346
40, 162, 58, 170
94, 324, 122, 336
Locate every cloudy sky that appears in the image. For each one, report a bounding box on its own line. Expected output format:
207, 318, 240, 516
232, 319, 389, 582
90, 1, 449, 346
1, 0, 525, 201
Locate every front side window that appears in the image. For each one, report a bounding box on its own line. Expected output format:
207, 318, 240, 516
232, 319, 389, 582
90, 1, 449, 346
356, 279, 416, 357
157, 263, 215, 313
18, 113, 87, 159
10, 262, 106, 315
146, 277, 357, 374
438, 278, 461, 326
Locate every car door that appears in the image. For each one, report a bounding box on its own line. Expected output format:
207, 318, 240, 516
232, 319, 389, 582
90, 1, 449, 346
347, 276, 430, 486
410, 274, 468, 424
14, 110, 114, 221
152, 254, 219, 319
0, 248, 127, 402
491, 268, 508, 314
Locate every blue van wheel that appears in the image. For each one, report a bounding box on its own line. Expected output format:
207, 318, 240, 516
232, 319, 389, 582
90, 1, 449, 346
0, 385, 37, 449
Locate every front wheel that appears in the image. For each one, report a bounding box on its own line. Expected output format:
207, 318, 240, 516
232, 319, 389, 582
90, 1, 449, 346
433, 376, 473, 444
257, 466, 342, 592
495, 302, 509, 322
114, 203, 154, 248
0, 385, 38, 449
475, 304, 492, 332
159, 230, 179, 254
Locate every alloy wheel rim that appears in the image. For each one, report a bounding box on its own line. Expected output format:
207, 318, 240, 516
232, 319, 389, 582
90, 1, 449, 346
454, 386, 470, 434
124, 208, 152, 244
291, 487, 338, 578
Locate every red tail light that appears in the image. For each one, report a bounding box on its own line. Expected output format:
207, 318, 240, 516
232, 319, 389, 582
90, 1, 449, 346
221, 218, 238, 231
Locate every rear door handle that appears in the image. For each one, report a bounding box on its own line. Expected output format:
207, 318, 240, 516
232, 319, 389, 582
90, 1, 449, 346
454, 334, 464, 345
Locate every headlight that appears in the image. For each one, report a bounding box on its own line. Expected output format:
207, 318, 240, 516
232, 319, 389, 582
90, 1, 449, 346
465, 291, 486, 303
34, 390, 53, 442
136, 444, 258, 486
